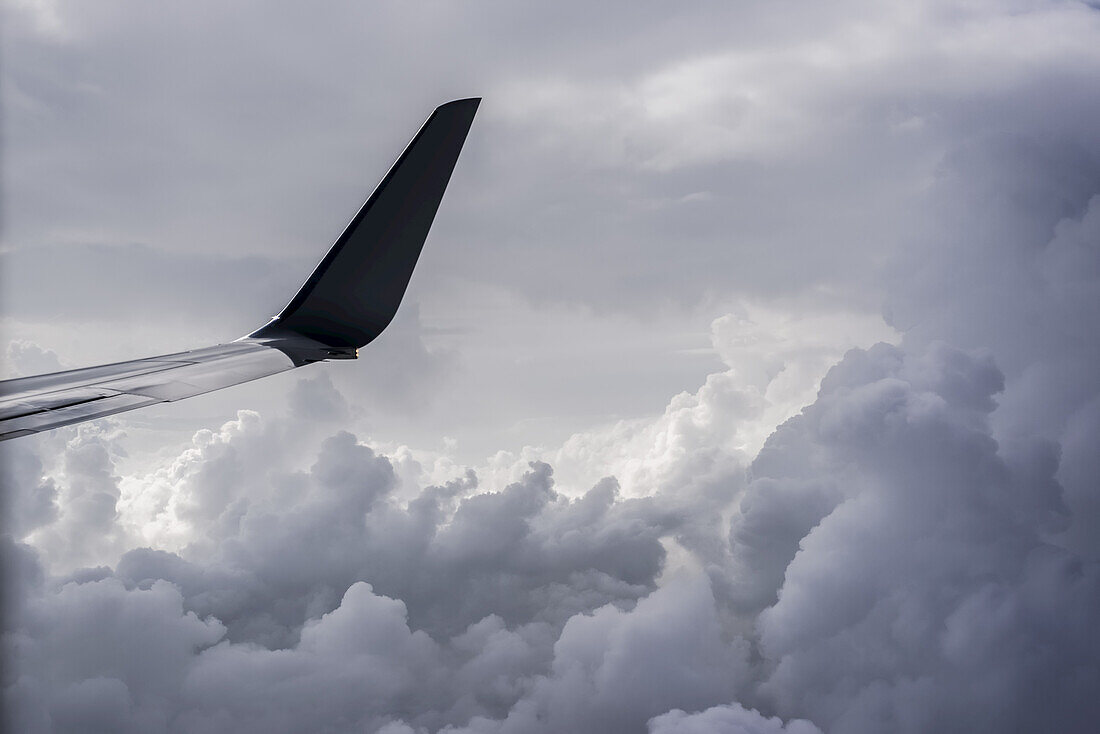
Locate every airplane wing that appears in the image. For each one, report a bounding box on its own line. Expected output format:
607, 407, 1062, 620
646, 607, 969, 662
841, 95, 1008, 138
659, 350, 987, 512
0, 97, 480, 442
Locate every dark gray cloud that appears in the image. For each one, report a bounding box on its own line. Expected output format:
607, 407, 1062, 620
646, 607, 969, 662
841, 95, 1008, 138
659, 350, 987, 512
743, 344, 1098, 733
2, 432, 687, 731
883, 130, 1100, 569
5, 337, 1100, 733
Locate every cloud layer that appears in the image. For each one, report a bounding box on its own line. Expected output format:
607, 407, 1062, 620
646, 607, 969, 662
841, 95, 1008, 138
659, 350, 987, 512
5, 331, 1100, 732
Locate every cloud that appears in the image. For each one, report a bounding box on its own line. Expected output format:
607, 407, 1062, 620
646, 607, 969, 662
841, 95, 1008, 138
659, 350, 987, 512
0, 244, 303, 331
648, 704, 822, 734
4, 1, 1100, 732
883, 133, 1100, 570
0, 441, 59, 538
2, 340, 64, 379
7, 329, 1100, 733
6, 0, 1098, 317
5, 573, 225, 734
0, 436, 715, 732
743, 343, 1098, 733
450, 574, 749, 734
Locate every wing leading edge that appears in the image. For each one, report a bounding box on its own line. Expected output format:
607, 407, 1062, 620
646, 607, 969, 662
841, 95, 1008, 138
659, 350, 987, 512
0, 98, 480, 442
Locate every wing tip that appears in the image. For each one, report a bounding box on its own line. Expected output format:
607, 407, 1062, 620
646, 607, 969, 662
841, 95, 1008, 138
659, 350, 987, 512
437, 97, 482, 112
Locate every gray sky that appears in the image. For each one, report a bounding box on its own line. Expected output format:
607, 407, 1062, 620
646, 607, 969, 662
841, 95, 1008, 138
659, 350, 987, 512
3, 2, 1100, 733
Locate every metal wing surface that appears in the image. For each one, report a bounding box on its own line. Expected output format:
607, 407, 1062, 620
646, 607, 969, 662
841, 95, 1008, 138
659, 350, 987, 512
0, 98, 480, 442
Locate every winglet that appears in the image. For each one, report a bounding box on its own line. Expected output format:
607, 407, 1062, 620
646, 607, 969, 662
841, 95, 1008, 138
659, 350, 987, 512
249, 98, 480, 350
